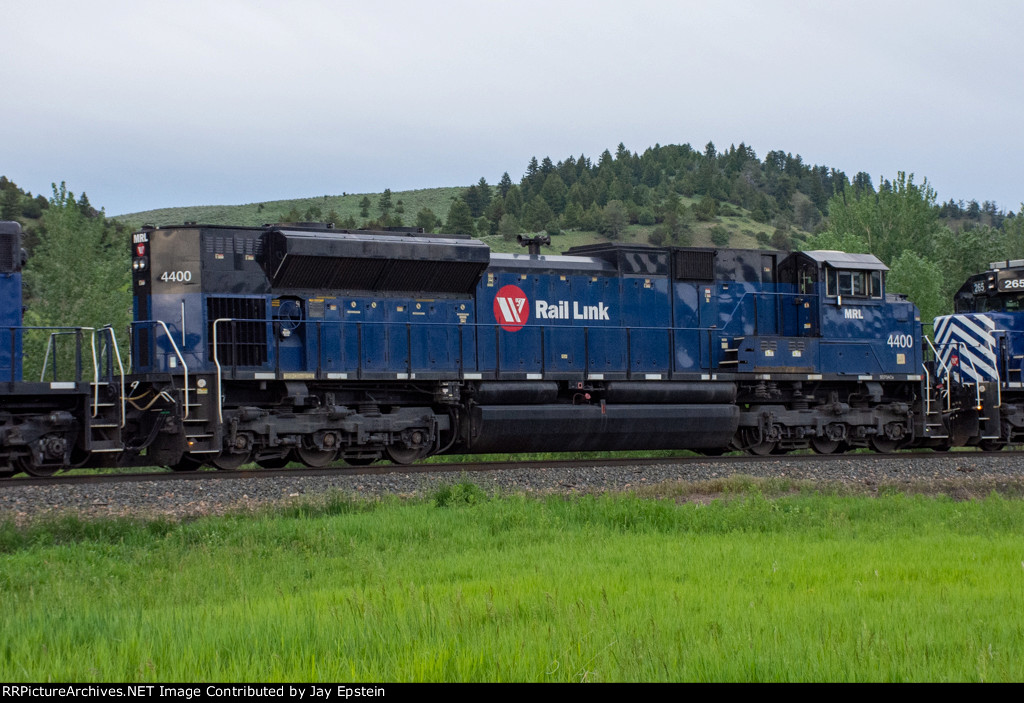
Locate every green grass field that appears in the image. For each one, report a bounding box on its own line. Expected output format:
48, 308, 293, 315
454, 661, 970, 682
1, 482, 1022, 682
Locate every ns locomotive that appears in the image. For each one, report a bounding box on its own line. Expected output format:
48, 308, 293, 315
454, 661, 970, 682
0, 219, 1009, 476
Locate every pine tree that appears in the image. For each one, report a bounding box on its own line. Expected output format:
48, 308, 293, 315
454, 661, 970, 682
498, 172, 513, 198
444, 199, 475, 235
378, 189, 393, 216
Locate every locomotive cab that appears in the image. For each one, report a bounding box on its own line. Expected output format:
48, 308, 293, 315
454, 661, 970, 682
953, 260, 1024, 313
935, 260, 1024, 448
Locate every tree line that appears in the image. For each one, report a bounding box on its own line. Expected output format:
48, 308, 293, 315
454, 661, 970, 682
815, 172, 1024, 325
3, 136, 1023, 340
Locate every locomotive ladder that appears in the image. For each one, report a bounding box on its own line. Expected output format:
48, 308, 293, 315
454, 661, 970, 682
181, 384, 220, 455
921, 337, 950, 439
87, 327, 126, 453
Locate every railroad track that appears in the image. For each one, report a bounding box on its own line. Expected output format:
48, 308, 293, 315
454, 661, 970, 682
2, 449, 1021, 488
4, 449, 1024, 524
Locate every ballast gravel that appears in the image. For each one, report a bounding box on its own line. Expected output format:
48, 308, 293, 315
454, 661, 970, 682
1, 453, 1023, 523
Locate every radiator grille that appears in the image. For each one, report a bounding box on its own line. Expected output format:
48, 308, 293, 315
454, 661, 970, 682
0, 225, 20, 273
673, 250, 715, 280
207, 297, 268, 367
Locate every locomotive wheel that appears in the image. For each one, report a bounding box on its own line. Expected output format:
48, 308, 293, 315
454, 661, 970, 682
746, 442, 776, 456
296, 446, 338, 468
255, 455, 291, 469
211, 451, 252, 470
741, 428, 776, 456
869, 436, 899, 454
385, 444, 430, 465
16, 458, 59, 477
978, 439, 1006, 452
810, 437, 841, 455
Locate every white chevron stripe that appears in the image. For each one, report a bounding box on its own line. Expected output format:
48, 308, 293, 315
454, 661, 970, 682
953, 315, 996, 348
931, 313, 1001, 383
956, 347, 998, 380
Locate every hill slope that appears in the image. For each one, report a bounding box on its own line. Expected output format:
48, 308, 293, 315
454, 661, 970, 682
114, 187, 464, 230
114, 187, 799, 255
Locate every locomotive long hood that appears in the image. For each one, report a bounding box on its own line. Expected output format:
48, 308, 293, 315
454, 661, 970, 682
260, 228, 491, 294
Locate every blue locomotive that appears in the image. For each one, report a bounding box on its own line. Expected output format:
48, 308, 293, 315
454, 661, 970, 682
0, 221, 123, 476
932, 259, 1024, 449
121, 222, 935, 470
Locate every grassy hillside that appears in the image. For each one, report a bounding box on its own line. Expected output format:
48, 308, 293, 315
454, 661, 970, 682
116, 187, 806, 255
115, 187, 465, 230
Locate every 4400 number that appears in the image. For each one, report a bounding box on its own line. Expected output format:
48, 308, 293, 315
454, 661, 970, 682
160, 270, 193, 283
887, 333, 914, 349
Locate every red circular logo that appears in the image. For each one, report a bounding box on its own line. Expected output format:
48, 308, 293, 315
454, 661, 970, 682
493, 284, 529, 332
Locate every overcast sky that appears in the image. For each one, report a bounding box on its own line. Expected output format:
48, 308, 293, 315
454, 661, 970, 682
4, 1, 1023, 216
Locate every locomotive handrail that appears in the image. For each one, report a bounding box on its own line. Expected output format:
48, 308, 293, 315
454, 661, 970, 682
149, 319, 190, 419
716, 289, 809, 337
39, 332, 53, 382
211, 317, 233, 424
90, 326, 126, 427
923, 336, 954, 413
195, 312, 935, 382
88, 328, 100, 399
922, 362, 934, 416
955, 342, 985, 410
923, 336, 952, 379
203, 315, 748, 380
39, 327, 90, 383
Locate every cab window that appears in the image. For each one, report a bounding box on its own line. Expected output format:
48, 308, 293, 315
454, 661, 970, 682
825, 268, 882, 299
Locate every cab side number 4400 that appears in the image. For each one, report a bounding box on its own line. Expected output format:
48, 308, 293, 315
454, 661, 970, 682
887, 333, 914, 349
160, 271, 192, 283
